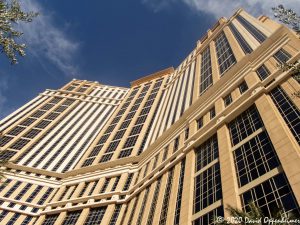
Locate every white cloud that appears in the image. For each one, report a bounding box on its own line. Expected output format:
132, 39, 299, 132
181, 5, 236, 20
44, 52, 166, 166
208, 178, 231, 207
18, 0, 80, 77
182, 0, 300, 19
143, 0, 300, 19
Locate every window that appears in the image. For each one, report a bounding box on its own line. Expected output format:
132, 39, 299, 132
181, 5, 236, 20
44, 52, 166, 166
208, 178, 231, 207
273, 49, 291, 63
229, 23, 252, 54
88, 182, 97, 196
7, 126, 26, 136
78, 182, 88, 197
162, 146, 169, 161
236, 15, 266, 43
159, 168, 175, 225
42, 214, 59, 225
20, 216, 33, 225
23, 129, 41, 139
30, 110, 46, 118
118, 148, 133, 158
127, 194, 141, 225
111, 176, 120, 192
41, 104, 54, 111
136, 188, 150, 225
54, 106, 68, 113
9, 138, 30, 150
83, 207, 106, 225
210, 107, 216, 119
193, 206, 224, 225
223, 94, 232, 107
270, 86, 300, 144
123, 173, 133, 191
185, 127, 189, 140
174, 159, 186, 225
20, 118, 36, 126
200, 47, 213, 94
99, 153, 113, 163
146, 177, 162, 225
15, 183, 32, 200
228, 105, 263, 146
123, 135, 138, 148
100, 178, 111, 193
152, 154, 159, 170
239, 81, 248, 94
109, 205, 121, 225
0, 150, 16, 161
233, 131, 280, 187
37, 188, 54, 205
256, 64, 270, 80
173, 136, 180, 152
194, 163, 222, 213
195, 134, 219, 171
4, 181, 22, 197
62, 211, 81, 225
215, 32, 236, 75
0, 179, 12, 193
25, 185, 42, 203
241, 173, 300, 217
49, 97, 62, 104
35, 120, 51, 129
0, 136, 13, 147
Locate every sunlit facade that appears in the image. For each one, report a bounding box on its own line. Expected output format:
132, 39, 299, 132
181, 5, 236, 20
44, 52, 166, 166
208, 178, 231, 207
0, 9, 299, 225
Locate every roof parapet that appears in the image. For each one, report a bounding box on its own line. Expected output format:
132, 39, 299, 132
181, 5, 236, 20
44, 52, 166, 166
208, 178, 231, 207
130, 67, 174, 87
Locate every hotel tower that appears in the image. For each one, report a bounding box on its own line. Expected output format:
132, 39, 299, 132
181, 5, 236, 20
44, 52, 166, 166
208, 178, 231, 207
0, 9, 300, 225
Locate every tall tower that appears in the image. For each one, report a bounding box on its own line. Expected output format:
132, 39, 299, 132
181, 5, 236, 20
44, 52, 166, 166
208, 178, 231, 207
0, 9, 299, 225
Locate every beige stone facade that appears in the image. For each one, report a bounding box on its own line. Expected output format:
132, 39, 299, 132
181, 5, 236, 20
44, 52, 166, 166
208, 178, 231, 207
0, 9, 299, 225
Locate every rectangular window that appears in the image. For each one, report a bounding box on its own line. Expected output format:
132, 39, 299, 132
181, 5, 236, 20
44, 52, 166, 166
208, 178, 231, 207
200, 47, 213, 94
273, 49, 291, 63
185, 127, 189, 140
223, 94, 233, 107
233, 131, 280, 187
109, 205, 122, 225
173, 136, 180, 152
256, 64, 270, 80
239, 81, 248, 94
9, 138, 30, 150
193, 206, 224, 225
195, 134, 219, 171
62, 211, 81, 225
123, 173, 133, 191
146, 177, 162, 225
83, 207, 106, 225
210, 107, 216, 119
174, 159, 186, 225
42, 214, 59, 225
241, 173, 300, 217
215, 32, 237, 75
159, 168, 175, 225
7, 126, 26, 136
4, 181, 22, 198
194, 163, 222, 213
236, 15, 266, 43
0, 136, 13, 147
270, 86, 300, 144
228, 105, 263, 146
136, 188, 150, 225
100, 178, 111, 193
197, 117, 203, 129
111, 176, 120, 192
229, 23, 252, 54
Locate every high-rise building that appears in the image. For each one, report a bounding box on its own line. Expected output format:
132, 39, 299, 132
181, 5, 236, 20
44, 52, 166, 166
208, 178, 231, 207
0, 8, 299, 225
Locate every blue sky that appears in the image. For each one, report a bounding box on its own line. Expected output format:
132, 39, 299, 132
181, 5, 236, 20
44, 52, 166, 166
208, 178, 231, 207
0, 0, 299, 119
